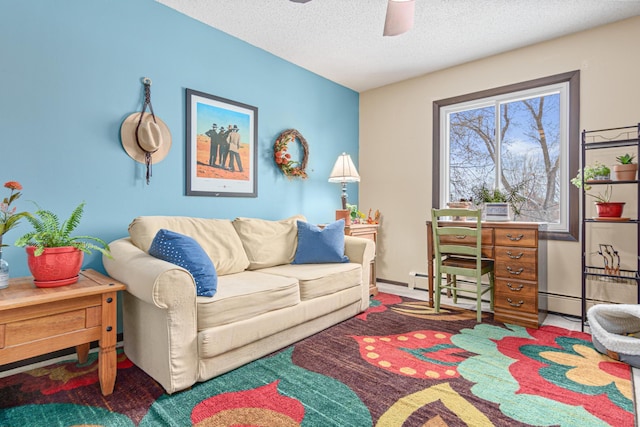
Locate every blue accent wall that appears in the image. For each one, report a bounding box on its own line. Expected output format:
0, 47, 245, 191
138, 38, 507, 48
0, 0, 359, 277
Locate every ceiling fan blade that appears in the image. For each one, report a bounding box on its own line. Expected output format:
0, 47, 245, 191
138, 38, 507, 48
383, 0, 415, 36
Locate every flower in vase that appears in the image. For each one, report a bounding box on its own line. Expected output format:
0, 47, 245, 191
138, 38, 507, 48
0, 181, 30, 247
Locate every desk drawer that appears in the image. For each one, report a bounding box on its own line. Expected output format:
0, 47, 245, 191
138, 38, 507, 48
494, 285, 538, 315
438, 228, 493, 246
494, 228, 537, 247
494, 278, 537, 300
494, 247, 537, 281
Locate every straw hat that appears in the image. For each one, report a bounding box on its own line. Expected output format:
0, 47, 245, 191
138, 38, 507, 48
120, 112, 172, 164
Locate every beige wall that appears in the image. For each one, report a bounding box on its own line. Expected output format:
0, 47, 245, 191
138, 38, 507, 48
360, 16, 640, 315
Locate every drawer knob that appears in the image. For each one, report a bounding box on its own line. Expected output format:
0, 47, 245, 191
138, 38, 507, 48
506, 233, 524, 241
507, 298, 524, 307
455, 235, 467, 239
506, 251, 524, 259
506, 266, 524, 275
506, 282, 524, 291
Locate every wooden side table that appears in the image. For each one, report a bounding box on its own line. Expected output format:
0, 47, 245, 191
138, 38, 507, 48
0, 269, 126, 395
345, 223, 379, 296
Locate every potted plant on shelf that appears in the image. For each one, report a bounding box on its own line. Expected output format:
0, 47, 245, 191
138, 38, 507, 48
571, 164, 624, 218
581, 161, 611, 181
14, 201, 111, 287
613, 153, 637, 181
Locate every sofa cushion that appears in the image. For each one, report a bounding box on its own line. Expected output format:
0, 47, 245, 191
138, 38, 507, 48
197, 271, 300, 330
149, 229, 217, 297
198, 286, 364, 360
128, 216, 250, 275
232, 215, 306, 270
259, 263, 361, 300
293, 219, 349, 264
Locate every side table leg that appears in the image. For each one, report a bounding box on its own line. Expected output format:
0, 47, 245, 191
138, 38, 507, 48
99, 290, 118, 396
76, 343, 90, 364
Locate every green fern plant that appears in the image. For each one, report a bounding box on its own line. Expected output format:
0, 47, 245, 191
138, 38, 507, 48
14, 202, 111, 257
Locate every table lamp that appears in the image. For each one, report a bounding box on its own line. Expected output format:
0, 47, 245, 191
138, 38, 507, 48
328, 153, 360, 224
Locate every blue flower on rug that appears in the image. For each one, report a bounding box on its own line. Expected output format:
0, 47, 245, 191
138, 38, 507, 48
452, 323, 634, 427
139, 347, 371, 426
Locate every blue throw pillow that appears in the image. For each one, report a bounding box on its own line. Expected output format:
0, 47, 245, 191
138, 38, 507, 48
293, 219, 349, 264
148, 229, 217, 297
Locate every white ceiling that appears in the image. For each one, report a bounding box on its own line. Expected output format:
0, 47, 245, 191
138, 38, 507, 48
157, 0, 640, 92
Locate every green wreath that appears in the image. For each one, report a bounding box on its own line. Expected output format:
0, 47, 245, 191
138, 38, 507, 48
274, 129, 308, 179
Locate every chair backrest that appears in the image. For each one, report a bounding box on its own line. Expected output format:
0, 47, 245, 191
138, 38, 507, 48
431, 208, 483, 269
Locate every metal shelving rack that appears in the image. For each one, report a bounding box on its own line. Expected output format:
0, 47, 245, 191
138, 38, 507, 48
580, 123, 640, 331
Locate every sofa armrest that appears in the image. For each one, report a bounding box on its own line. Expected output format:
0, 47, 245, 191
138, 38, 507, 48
102, 237, 198, 393
103, 237, 197, 308
344, 235, 376, 310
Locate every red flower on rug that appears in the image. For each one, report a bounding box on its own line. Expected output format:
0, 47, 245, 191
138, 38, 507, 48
191, 381, 305, 425
498, 325, 634, 427
357, 292, 402, 320
351, 330, 465, 379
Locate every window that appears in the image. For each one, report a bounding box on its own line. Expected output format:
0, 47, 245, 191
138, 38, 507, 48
433, 71, 580, 241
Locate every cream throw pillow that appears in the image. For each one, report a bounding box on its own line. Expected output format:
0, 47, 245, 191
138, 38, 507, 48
128, 216, 250, 275
232, 215, 306, 270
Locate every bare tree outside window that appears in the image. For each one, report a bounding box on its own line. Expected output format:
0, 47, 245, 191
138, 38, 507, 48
433, 72, 580, 241
449, 95, 560, 223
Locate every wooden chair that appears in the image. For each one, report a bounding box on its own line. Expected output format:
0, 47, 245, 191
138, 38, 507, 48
431, 208, 494, 322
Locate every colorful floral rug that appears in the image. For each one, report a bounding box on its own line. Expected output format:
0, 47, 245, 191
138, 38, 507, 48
0, 293, 635, 426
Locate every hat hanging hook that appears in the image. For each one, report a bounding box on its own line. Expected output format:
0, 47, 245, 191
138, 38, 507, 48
136, 77, 157, 184
120, 77, 172, 186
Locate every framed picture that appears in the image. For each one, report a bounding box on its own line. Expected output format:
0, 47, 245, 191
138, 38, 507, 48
186, 89, 258, 197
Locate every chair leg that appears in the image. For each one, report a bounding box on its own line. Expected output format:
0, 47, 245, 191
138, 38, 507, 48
452, 275, 458, 304
434, 272, 441, 313
489, 272, 495, 312
476, 276, 483, 322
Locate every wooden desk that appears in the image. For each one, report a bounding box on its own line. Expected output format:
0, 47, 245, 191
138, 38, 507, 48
0, 269, 126, 395
426, 220, 547, 328
345, 223, 379, 296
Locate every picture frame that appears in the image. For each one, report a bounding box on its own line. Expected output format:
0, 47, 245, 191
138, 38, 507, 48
186, 88, 258, 197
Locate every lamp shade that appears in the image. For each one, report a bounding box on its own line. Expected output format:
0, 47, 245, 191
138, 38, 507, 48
328, 153, 360, 183
383, 0, 415, 37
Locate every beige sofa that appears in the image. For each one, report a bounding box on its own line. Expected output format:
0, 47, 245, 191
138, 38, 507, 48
103, 215, 375, 393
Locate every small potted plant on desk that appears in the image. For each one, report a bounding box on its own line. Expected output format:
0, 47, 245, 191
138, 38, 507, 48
471, 183, 525, 221
571, 162, 625, 219
14, 201, 111, 287
614, 153, 638, 181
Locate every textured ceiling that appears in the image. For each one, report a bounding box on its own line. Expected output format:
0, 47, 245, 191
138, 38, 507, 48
157, 0, 640, 92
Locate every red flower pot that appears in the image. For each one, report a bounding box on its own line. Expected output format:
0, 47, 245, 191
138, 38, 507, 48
595, 202, 625, 218
26, 246, 83, 287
